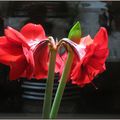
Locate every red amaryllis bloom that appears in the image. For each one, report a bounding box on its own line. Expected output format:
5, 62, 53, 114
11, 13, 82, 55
0, 23, 48, 80
20, 23, 49, 79
57, 27, 109, 87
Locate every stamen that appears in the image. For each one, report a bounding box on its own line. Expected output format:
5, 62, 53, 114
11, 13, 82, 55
91, 82, 98, 90
56, 38, 58, 45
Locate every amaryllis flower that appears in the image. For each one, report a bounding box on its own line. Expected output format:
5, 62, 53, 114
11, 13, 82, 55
0, 23, 48, 80
20, 23, 49, 79
57, 27, 109, 87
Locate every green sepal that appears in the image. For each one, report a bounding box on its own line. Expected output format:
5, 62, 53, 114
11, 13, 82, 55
68, 21, 81, 40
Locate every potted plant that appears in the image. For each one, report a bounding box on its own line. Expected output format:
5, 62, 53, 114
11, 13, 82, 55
0, 21, 109, 119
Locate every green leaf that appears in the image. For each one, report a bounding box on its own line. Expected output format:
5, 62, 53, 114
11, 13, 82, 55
68, 21, 81, 40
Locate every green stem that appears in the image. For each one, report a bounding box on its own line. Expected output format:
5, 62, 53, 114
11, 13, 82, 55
42, 48, 57, 119
49, 51, 74, 119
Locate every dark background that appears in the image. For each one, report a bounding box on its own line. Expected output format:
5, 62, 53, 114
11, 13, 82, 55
0, 1, 120, 119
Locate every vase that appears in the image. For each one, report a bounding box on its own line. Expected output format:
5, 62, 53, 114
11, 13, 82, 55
20, 74, 81, 114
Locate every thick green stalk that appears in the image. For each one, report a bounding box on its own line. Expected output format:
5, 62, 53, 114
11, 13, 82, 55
49, 51, 74, 119
42, 48, 57, 119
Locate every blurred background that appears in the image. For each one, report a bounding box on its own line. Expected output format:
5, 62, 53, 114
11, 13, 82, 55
0, 1, 120, 119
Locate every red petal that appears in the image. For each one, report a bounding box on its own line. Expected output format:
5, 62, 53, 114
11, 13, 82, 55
70, 60, 94, 87
5, 27, 30, 49
94, 27, 108, 49
33, 42, 49, 79
0, 37, 24, 65
71, 61, 81, 80
57, 52, 68, 76
22, 46, 35, 79
85, 48, 108, 69
72, 69, 90, 87
20, 23, 47, 41
9, 55, 28, 80
0, 36, 23, 55
86, 64, 100, 77
0, 37, 32, 80
5, 28, 21, 44
94, 49, 109, 59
